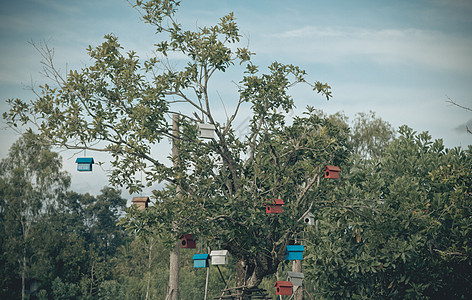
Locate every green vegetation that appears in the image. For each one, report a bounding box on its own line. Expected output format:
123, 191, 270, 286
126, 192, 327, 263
2, 1, 471, 299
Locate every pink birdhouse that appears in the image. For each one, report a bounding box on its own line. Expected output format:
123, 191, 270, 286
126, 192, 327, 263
265, 199, 285, 214
325, 165, 341, 179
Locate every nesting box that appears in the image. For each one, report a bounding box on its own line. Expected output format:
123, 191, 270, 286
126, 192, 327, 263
287, 271, 304, 286
302, 212, 315, 226
192, 254, 210, 268
325, 165, 341, 179
198, 123, 216, 139
75, 157, 94, 172
179, 234, 197, 248
285, 245, 305, 261
264, 199, 285, 214
132, 197, 150, 210
210, 250, 229, 265
274, 281, 293, 296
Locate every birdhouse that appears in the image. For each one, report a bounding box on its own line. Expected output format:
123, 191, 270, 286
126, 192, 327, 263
210, 250, 229, 265
274, 281, 293, 296
75, 157, 94, 172
264, 199, 285, 214
198, 123, 216, 139
287, 271, 304, 286
179, 234, 197, 248
192, 254, 210, 268
302, 212, 315, 226
325, 165, 341, 179
285, 245, 305, 261
131, 196, 150, 210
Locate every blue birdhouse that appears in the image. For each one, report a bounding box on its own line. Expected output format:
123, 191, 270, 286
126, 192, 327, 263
285, 245, 305, 261
75, 157, 94, 172
193, 254, 210, 268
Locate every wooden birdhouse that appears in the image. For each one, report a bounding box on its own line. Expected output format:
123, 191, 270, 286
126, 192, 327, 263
302, 212, 315, 226
325, 165, 341, 179
274, 281, 293, 296
264, 199, 285, 214
179, 234, 197, 248
198, 123, 216, 139
287, 271, 304, 286
285, 245, 305, 261
75, 157, 94, 172
131, 196, 150, 210
210, 250, 229, 265
192, 254, 210, 268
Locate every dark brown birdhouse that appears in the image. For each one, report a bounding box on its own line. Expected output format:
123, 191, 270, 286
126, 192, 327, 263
132, 196, 150, 210
179, 234, 197, 248
265, 199, 285, 214
274, 281, 293, 295
325, 165, 341, 179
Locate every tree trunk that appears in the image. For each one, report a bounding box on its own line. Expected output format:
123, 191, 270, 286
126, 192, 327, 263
292, 260, 303, 300
145, 238, 153, 300
21, 246, 26, 300
168, 241, 180, 300
167, 114, 180, 300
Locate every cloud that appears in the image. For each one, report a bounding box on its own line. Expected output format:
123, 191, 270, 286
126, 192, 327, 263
256, 26, 472, 73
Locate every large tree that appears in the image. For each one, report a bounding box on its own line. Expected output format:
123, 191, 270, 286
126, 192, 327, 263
4, 0, 342, 296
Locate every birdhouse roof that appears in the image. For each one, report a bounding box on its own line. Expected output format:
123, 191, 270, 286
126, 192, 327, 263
132, 196, 150, 203
274, 281, 293, 287
75, 157, 94, 164
301, 211, 315, 219
287, 271, 305, 279
265, 199, 285, 206
198, 123, 216, 130
179, 233, 195, 240
210, 250, 228, 256
193, 254, 210, 260
286, 245, 305, 252
325, 165, 340, 172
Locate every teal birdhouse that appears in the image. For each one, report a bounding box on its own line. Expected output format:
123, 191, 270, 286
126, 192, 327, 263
193, 254, 210, 268
285, 245, 305, 261
75, 157, 94, 172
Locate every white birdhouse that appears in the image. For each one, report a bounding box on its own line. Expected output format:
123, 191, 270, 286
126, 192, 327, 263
198, 123, 216, 139
302, 212, 315, 226
210, 250, 228, 265
287, 271, 304, 286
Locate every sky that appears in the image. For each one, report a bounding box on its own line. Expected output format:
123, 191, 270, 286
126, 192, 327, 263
1, 0, 471, 196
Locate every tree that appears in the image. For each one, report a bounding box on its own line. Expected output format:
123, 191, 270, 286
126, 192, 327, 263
4, 0, 338, 297
0, 132, 70, 300
304, 126, 472, 299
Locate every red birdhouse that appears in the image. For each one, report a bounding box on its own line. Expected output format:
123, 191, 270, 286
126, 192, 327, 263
274, 281, 293, 295
325, 165, 341, 179
179, 234, 197, 248
265, 199, 285, 214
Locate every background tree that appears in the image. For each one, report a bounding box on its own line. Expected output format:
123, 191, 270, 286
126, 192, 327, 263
304, 126, 472, 299
0, 132, 70, 300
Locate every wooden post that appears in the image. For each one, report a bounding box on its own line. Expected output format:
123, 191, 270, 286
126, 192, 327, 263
167, 114, 181, 300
